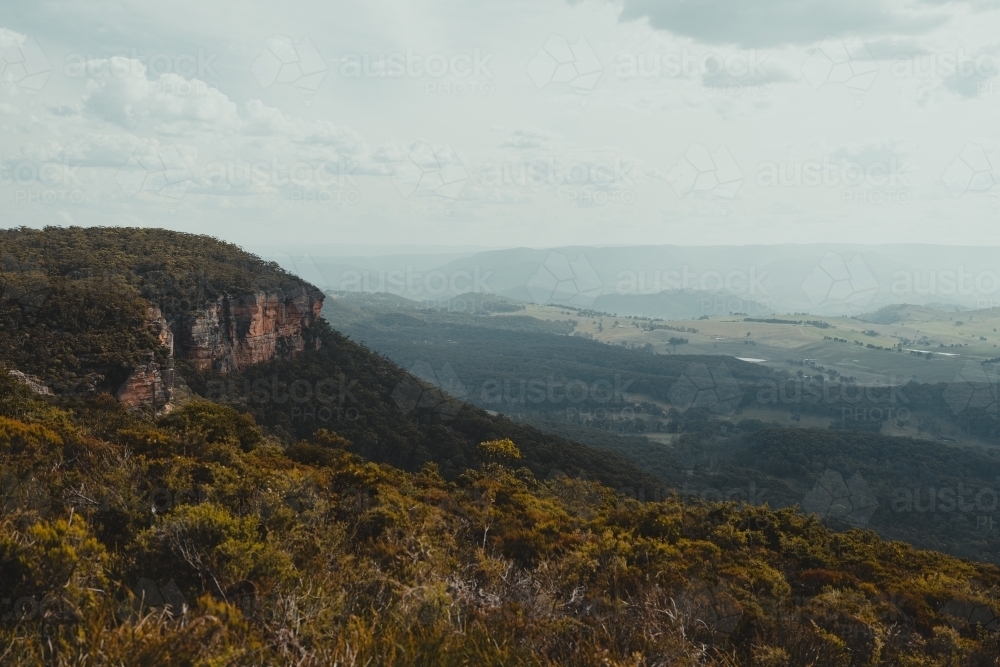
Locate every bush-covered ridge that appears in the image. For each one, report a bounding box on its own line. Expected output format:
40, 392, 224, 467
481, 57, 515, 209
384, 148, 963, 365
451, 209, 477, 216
1, 374, 999, 666
0, 226, 317, 395
1, 226, 308, 308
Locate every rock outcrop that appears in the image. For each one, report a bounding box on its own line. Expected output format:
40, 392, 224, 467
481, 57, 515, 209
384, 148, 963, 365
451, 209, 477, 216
115, 287, 324, 410
176, 287, 323, 373
116, 307, 175, 410
8, 370, 54, 396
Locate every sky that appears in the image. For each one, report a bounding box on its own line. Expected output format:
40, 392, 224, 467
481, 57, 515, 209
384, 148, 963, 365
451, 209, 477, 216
2, 0, 1000, 249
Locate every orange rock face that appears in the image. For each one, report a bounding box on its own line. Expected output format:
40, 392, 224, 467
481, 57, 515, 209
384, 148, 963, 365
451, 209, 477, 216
177, 287, 324, 373
116, 288, 324, 409
116, 359, 173, 409
116, 307, 175, 410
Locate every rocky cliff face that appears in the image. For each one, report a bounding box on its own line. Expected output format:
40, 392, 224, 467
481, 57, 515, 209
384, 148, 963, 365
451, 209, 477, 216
116, 287, 324, 410
116, 307, 175, 410
177, 287, 323, 373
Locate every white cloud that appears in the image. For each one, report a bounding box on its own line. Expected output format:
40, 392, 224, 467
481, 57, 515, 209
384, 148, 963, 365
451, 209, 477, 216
82, 57, 239, 129
619, 0, 947, 47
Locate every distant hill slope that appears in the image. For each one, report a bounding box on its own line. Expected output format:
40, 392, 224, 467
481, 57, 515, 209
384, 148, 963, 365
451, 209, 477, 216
323, 291, 775, 411
263, 242, 1000, 315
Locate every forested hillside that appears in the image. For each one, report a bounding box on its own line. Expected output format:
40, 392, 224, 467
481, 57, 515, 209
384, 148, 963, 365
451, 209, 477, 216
0, 227, 655, 489
2, 373, 1000, 665
2, 228, 1000, 665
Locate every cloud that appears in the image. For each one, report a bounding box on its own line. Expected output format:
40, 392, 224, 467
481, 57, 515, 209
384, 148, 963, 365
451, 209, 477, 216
30, 133, 147, 167
862, 37, 931, 59
827, 139, 912, 166
940, 44, 1000, 96
82, 57, 238, 129
498, 127, 556, 151
701, 60, 798, 87
47, 104, 79, 116
71, 58, 382, 177
56, 134, 146, 167
618, 0, 947, 47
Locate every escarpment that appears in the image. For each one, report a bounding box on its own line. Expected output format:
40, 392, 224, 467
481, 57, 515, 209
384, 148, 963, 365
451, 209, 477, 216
176, 287, 324, 373
0, 226, 328, 412
116, 286, 324, 410
115, 306, 175, 409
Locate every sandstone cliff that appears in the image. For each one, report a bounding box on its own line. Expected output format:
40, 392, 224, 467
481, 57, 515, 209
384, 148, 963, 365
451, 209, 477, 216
116, 287, 324, 410
115, 306, 175, 409
177, 287, 323, 373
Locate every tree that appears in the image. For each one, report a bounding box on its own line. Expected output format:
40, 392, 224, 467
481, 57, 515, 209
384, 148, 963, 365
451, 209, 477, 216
477, 438, 521, 465
668, 337, 688, 353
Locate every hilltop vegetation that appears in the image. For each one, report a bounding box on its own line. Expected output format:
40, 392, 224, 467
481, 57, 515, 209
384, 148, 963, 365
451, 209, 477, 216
2, 373, 1000, 666
1, 226, 306, 311
0, 226, 311, 395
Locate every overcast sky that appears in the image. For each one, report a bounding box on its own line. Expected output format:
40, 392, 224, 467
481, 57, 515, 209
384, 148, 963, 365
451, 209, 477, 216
2, 0, 1000, 249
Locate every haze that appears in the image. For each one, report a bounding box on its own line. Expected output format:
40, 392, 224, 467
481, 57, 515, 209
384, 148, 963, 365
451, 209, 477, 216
3, 0, 1000, 248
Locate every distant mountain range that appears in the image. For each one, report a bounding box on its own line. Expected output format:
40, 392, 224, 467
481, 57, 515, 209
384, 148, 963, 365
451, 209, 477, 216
255, 243, 1000, 318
